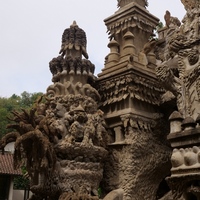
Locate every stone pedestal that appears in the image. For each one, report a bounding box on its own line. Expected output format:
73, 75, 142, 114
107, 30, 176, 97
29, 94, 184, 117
167, 119, 200, 199
55, 142, 107, 198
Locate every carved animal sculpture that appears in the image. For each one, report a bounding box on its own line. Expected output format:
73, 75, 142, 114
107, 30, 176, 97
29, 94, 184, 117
164, 10, 181, 28
142, 39, 157, 55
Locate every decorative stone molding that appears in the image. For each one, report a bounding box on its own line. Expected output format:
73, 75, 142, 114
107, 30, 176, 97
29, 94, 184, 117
167, 114, 200, 199
98, 72, 164, 107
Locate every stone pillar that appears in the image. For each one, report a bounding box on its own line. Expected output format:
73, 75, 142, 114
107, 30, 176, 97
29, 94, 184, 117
169, 111, 183, 133
107, 39, 120, 65
114, 126, 124, 143
122, 31, 136, 56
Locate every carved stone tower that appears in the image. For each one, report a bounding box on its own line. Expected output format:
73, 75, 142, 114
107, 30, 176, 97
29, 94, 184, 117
0, 22, 108, 200
98, 1, 171, 199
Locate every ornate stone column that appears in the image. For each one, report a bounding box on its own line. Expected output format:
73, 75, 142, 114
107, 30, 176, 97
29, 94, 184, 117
97, 1, 172, 199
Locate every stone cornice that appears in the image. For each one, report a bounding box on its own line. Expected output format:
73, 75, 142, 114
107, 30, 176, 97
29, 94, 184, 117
97, 69, 164, 106
104, 3, 159, 35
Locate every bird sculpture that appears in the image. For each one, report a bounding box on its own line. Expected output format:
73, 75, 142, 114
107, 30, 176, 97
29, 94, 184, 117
164, 10, 181, 28
142, 39, 157, 55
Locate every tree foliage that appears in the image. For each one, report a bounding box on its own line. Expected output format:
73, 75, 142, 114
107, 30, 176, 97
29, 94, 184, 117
0, 92, 42, 191
156, 21, 164, 31
13, 166, 30, 190
0, 92, 43, 138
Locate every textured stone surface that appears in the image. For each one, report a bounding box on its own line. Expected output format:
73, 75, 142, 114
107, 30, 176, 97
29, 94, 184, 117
155, 1, 200, 199
0, 22, 108, 200
2, 0, 200, 199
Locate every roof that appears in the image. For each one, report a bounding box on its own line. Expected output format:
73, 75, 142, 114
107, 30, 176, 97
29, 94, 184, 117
0, 153, 22, 175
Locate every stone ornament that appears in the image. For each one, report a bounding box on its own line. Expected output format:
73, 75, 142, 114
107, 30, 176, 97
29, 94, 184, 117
59, 21, 88, 59
164, 10, 181, 28
156, 5, 200, 119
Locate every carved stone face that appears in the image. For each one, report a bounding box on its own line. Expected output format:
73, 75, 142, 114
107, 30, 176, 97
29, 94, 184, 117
188, 49, 199, 66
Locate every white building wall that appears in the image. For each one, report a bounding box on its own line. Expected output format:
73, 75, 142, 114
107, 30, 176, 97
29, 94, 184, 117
8, 177, 13, 200
13, 190, 32, 200
13, 190, 24, 200
4, 142, 15, 153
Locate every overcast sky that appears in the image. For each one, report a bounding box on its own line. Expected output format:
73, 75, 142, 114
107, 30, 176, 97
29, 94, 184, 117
0, 0, 185, 97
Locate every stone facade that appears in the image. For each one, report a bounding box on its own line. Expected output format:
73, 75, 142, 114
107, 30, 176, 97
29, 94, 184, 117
1, 0, 200, 199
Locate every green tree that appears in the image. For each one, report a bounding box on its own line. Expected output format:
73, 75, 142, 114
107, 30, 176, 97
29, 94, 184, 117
13, 166, 30, 190
20, 91, 43, 108
0, 92, 43, 138
0, 95, 20, 137
156, 21, 164, 30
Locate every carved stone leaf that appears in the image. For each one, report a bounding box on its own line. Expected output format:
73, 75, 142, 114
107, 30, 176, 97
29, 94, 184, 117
130, 118, 138, 129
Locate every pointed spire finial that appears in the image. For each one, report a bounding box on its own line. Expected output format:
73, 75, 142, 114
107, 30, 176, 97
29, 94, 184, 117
70, 20, 78, 28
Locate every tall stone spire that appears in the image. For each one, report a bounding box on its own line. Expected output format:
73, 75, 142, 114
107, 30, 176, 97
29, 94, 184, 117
0, 21, 109, 200
48, 21, 96, 96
